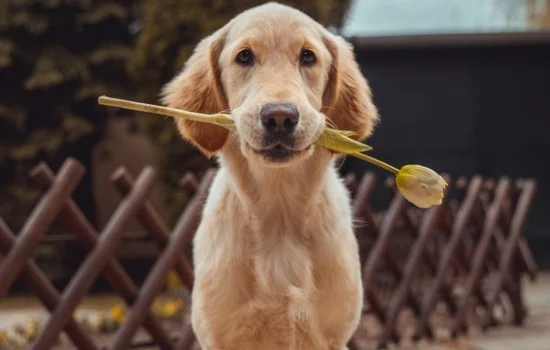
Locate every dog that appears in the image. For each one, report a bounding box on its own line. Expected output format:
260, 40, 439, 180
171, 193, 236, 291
162, 2, 378, 349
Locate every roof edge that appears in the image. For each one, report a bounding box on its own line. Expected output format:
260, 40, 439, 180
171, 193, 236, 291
346, 30, 550, 50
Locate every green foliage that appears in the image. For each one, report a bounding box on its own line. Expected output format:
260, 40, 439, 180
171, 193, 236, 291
0, 0, 139, 230
129, 0, 351, 224
0, 0, 351, 231
0, 0, 351, 288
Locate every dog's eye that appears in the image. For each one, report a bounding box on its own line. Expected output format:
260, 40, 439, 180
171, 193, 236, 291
300, 49, 316, 66
235, 49, 255, 66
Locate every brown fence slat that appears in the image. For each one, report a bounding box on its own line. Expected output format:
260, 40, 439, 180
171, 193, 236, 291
0, 159, 84, 298
415, 176, 484, 340
0, 219, 98, 350
174, 325, 196, 350
481, 179, 537, 328
29, 162, 174, 349
352, 172, 377, 267
362, 193, 407, 287
31, 166, 162, 350
450, 177, 511, 336
361, 193, 408, 344
518, 239, 538, 281
0, 155, 538, 350
110, 169, 216, 350
378, 177, 451, 346
111, 168, 196, 290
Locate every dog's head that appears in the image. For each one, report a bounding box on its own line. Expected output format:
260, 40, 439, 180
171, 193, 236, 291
162, 2, 378, 167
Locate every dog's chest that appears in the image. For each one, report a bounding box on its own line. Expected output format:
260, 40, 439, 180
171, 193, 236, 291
220, 211, 358, 346
192, 175, 362, 349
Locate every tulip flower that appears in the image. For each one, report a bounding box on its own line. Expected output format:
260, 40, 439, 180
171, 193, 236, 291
97, 96, 446, 208
395, 165, 447, 208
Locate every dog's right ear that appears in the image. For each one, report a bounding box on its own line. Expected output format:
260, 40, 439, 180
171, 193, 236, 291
161, 28, 229, 158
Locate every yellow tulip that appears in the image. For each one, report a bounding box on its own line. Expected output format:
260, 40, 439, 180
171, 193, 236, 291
97, 96, 448, 208
395, 165, 447, 208
350, 153, 446, 209
97, 96, 372, 154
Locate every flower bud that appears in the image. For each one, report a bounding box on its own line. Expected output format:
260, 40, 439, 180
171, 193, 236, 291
396, 165, 447, 208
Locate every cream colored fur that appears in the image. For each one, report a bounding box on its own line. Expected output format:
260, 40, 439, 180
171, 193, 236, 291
161, 3, 379, 349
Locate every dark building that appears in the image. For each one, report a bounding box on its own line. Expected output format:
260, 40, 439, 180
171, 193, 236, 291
340, 31, 550, 266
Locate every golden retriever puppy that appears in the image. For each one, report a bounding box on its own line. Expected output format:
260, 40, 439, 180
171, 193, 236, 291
162, 2, 378, 349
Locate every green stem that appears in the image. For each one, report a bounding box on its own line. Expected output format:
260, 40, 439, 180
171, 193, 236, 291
97, 96, 234, 129
349, 152, 400, 175
97, 95, 400, 175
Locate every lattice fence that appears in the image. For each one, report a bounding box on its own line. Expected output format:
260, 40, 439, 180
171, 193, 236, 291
0, 157, 538, 349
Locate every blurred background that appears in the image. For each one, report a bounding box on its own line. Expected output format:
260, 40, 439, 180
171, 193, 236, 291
1, 0, 549, 289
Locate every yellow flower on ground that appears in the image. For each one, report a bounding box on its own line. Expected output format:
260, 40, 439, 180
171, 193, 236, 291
79, 311, 104, 333
166, 271, 184, 290
16, 317, 40, 341
110, 304, 126, 325
0, 330, 8, 345
152, 298, 184, 318
4, 326, 26, 347
395, 165, 448, 208
162, 300, 184, 317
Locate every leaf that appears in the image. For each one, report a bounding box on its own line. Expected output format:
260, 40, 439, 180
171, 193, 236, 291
24, 47, 89, 90
10, 9, 49, 34
0, 104, 27, 132
316, 128, 373, 154
0, 39, 13, 68
42, 0, 92, 9
76, 3, 129, 24
75, 82, 110, 100
9, 129, 64, 161
9, 143, 38, 160
89, 44, 132, 65
62, 114, 95, 141
28, 129, 63, 152
6, 185, 40, 206
338, 130, 358, 137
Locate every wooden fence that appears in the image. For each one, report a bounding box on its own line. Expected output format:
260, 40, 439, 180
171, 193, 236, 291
0, 157, 538, 349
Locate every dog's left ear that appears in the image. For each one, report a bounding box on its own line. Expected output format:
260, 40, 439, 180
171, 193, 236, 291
322, 32, 379, 141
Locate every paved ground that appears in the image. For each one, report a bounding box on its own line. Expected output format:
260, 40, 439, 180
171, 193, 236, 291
383, 273, 550, 350
1, 274, 549, 349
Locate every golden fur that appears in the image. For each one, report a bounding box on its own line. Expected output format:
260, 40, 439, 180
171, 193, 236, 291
162, 3, 379, 349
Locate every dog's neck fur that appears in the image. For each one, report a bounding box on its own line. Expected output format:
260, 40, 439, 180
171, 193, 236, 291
220, 141, 334, 223
217, 141, 337, 293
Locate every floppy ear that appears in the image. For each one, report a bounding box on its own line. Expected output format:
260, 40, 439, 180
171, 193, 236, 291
322, 33, 379, 141
161, 29, 229, 157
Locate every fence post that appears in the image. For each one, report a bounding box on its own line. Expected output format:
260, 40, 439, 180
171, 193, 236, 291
415, 176, 484, 340
31, 167, 159, 350
0, 219, 98, 350
450, 177, 511, 336
110, 169, 216, 350
378, 177, 451, 346
481, 179, 537, 328
29, 163, 174, 349
111, 168, 197, 290
0, 159, 84, 298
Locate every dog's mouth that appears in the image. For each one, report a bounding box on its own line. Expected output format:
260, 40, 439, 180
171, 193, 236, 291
250, 143, 313, 163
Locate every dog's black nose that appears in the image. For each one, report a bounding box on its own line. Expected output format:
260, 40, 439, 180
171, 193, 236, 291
260, 103, 299, 134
